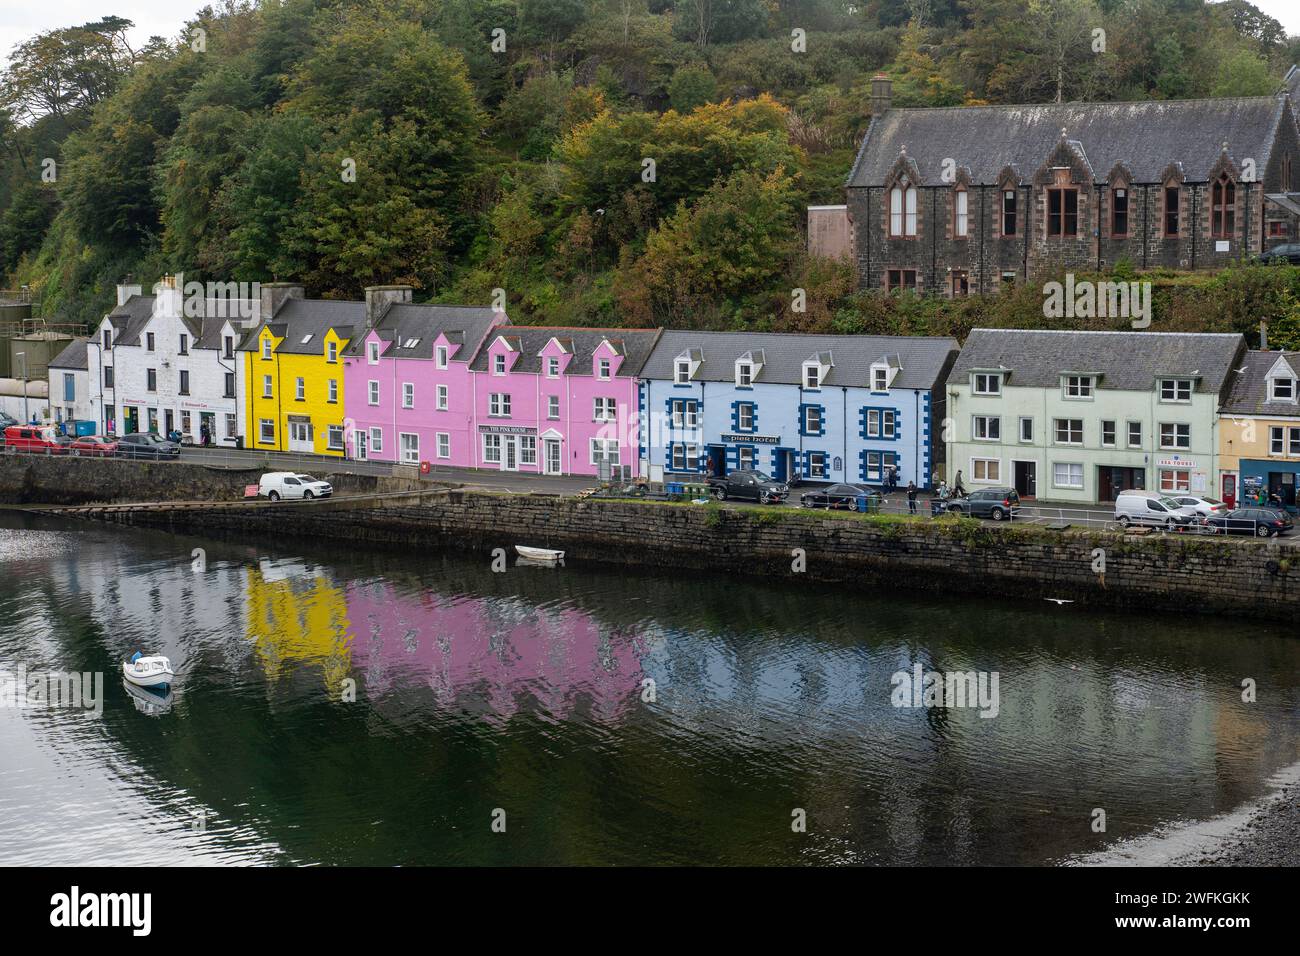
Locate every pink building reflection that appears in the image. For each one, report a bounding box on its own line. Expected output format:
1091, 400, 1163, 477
345, 579, 645, 724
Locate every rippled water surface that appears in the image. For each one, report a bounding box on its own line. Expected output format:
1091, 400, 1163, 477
1, 513, 1297, 865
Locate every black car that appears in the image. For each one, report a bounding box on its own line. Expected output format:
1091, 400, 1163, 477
800, 483, 872, 511
1205, 507, 1294, 537
116, 432, 181, 460
1260, 243, 1300, 265
945, 487, 1021, 521
708, 469, 789, 504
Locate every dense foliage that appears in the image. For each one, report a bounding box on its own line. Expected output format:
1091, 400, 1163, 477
1, 0, 1298, 332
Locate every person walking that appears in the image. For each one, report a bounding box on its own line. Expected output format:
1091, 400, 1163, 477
953, 470, 966, 497
907, 481, 918, 514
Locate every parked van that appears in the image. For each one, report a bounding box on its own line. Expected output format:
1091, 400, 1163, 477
258, 472, 333, 501
3, 424, 73, 455
1114, 490, 1199, 530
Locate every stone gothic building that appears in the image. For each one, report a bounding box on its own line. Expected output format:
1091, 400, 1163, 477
812, 71, 1300, 296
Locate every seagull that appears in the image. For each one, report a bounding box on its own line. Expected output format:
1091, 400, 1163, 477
1044, 597, 1075, 605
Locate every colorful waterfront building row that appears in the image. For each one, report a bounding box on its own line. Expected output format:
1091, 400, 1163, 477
45, 278, 1300, 501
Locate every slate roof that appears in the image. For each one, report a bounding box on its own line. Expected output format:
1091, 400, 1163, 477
48, 337, 89, 370
237, 299, 362, 354
1221, 350, 1300, 417
102, 294, 157, 347
847, 96, 1289, 187
639, 330, 958, 389
467, 326, 662, 376
342, 304, 502, 362
948, 329, 1245, 394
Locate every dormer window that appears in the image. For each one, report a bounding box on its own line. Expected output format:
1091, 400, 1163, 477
261, 338, 272, 360
494, 354, 507, 375
1063, 375, 1094, 399
1271, 376, 1295, 401
1159, 378, 1192, 402
675, 360, 691, 385
547, 356, 560, 378
872, 367, 889, 392
327, 341, 337, 362
102, 328, 113, 351
368, 341, 380, 364
436, 346, 448, 369
737, 362, 752, 387
598, 358, 611, 380
973, 373, 1001, 395
804, 364, 821, 389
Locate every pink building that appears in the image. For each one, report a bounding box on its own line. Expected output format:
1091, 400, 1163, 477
342, 304, 505, 466
467, 327, 661, 478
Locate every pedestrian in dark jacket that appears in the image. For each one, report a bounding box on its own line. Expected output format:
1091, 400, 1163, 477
953, 470, 966, 497
907, 481, 918, 514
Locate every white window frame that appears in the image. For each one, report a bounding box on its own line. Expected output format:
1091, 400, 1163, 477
1100, 420, 1116, 447
402, 382, 415, 409
259, 419, 275, 443
263, 375, 273, 399
973, 415, 1001, 442
482, 433, 502, 463
493, 353, 507, 375
327, 379, 338, 403
1127, 420, 1143, 448
973, 373, 1001, 396
807, 452, 827, 479
1052, 461, 1084, 489
1018, 417, 1033, 443
971, 458, 1001, 483
675, 360, 690, 385
1269, 377, 1295, 402
327, 425, 344, 450
400, 432, 419, 464
436, 385, 448, 410
1159, 378, 1192, 403
547, 356, 560, 378
368, 380, 380, 406
1159, 422, 1190, 450
489, 393, 511, 417
547, 395, 560, 420
370, 427, 383, 453
327, 341, 337, 363
598, 358, 611, 380
1063, 375, 1093, 400
437, 432, 450, 459
436, 346, 448, 369
1160, 469, 1191, 493
1054, 418, 1083, 445
261, 338, 272, 360
368, 341, 380, 364
738, 403, 754, 431
589, 438, 620, 466
803, 364, 821, 389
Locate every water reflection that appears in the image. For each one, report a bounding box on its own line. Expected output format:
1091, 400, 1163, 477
0, 513, 1297, 866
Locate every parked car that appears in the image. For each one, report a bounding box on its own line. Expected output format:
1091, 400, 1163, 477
0, 411, 17, 430
1113, 490, 1199, 529
2, 424, 73, 455
1260, 243, 1300, 265
801, 483, 872, 511
1205, 507, 1294, 537
707, 469, 789, 504
259, 472, 333, 501
945, 487, 1021, 521
115, 432, 181, 460
69, 435, 119, 458
1169, 494, 1230, 519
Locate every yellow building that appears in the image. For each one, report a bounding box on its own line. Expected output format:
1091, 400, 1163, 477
239, 298, 363, 456
1218, 349, 1300, 509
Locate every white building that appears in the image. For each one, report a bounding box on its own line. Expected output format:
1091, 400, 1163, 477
84, 277, 260, 444
45, 338, 92, 424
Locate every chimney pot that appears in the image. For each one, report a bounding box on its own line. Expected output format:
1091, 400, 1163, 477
1260, 319, 1269, 351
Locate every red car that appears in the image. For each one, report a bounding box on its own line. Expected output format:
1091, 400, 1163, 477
69, 435, 119, 457
3, 424, 73, 455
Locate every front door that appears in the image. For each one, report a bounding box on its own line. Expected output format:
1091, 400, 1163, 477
706, 445, 726, 477
1221, 473, 1237, 509
123, 407, 137, 434
1014, 460, 1036, 498
544, 438, 561, 475
289, 420, 313, 453
164, 409, 174, 436
355, 431, 367, 461
504, 435, 518, 471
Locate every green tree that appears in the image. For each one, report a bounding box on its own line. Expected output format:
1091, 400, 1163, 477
668, 63, 718, 112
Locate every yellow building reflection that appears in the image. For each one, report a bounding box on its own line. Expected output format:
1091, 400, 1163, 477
245, 559, 353, 697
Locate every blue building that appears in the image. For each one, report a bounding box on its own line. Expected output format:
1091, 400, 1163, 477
638, 331, 957, 488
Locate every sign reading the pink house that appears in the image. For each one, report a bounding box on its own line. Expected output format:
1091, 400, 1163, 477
468, 326, 661, 478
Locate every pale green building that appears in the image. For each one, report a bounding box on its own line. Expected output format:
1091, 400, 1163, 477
945, 329, 1245, 505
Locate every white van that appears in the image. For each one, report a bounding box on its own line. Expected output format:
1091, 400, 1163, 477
258, 472, 333, 501
1114, 490, 1199, 529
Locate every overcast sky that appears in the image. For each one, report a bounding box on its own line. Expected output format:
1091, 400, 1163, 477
3, 0, 1300, 71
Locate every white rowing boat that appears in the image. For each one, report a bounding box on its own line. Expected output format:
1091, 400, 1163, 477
516, 545, 565, 562
123, 653, 175, 688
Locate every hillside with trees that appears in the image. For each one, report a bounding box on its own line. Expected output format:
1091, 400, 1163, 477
2, 0, 1300, 342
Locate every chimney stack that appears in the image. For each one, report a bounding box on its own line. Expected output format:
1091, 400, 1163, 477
870, 74, 892, 116
1260, 319, 1269, 351
116, 275, 142, 307
154, 273, 184, 318
364, 285, 413, 328
260, 282, 305, 321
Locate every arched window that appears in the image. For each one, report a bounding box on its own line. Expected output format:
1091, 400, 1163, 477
889, 183, 917, 237
1211, 174, 1235, 239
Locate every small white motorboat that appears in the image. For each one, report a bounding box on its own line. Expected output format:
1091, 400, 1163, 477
515, 545, 565, 563
123, 652, 175, 688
